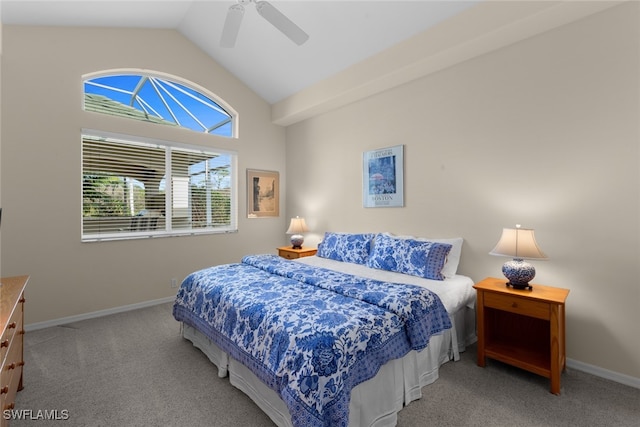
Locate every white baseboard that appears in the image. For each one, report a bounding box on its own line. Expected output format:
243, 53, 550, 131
567, 358, 640, 390
24, 296, 175, 332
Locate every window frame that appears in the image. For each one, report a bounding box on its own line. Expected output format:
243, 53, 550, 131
81, 129, 238, 242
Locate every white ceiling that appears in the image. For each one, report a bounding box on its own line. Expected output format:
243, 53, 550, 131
0, 0, 481, 104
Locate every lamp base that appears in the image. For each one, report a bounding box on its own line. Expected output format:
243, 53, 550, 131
502, 258, 535, 290
506, 282, 533, 291
290, 234, 304, 249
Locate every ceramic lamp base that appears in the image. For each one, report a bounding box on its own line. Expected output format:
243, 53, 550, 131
290, 234, 304, 249
502, 258, 535, 290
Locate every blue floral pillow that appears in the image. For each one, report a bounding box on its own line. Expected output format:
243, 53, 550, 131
367, 233, 452, 280
317, 232, 375, 265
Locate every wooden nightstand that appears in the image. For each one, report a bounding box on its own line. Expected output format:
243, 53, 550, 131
277, 246, 317, 260
474, 277, 569, 394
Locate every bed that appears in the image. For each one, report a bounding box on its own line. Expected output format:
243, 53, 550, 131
173, 232, 476, 427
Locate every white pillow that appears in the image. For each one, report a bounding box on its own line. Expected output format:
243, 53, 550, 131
383, 233, 463, 279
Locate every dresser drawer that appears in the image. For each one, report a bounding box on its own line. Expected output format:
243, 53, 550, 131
0, 360, 10, 408
0, 336, 9, 368
1, 364, 20, 413
1, 365, 15, 412
484, 292, 550, 320
0, 310, 21, 367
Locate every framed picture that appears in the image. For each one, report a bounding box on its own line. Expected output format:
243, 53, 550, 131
363, 145, 404, 208
247, 169, 280, 218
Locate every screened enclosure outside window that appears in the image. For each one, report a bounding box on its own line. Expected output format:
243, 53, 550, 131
82, 133, 237, 241
83, 73, 235, 137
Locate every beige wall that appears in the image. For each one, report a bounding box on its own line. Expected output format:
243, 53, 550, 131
285, 3, 639, 380
1, 26, 287, 324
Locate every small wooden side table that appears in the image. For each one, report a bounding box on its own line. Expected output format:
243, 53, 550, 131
277, 246, 317, 260
474, 277, 569, 394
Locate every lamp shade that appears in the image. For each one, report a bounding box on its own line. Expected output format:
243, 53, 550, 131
490, 225, 547, 290
489, 226, 548, 260
286, 217, 309, 234
286, 216, 309, 249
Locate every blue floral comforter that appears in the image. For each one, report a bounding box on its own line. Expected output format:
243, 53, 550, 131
173, 254, 451, 427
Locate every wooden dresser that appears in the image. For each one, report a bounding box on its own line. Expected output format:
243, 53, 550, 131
1, 276, 28, 425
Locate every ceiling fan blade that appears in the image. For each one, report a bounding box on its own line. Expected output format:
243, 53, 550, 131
255, 1, 309, 46
220, 4, 245, 48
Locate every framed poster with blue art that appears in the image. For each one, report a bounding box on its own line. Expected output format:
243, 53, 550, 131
363, 145, 404, 208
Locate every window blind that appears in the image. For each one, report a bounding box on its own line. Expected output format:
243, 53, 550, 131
82, 134, 236, 241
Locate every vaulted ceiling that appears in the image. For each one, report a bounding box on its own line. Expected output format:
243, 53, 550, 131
1, 1, 481, 104
1, 1, 621, 126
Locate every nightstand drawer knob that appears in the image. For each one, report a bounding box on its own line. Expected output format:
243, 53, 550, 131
512, 302, 518, 308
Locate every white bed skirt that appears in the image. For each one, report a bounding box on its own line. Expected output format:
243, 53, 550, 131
181, 306, 475, 427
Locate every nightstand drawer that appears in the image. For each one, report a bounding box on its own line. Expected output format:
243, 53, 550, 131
484, 292, 550, 320
280, 251, 298, 260
277, 247, 317, 260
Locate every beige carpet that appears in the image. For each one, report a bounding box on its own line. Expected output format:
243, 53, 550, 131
11, 302, 640, 426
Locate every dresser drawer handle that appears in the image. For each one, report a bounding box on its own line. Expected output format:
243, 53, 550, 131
6, 363, 16, 370
4, 402, 15, 411
7, 322, 17, 329
511, 302, 518, 308
0, 386, 8, 394
0, 340, 8, 348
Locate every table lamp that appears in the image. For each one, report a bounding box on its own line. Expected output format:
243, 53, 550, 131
489, 224, 548, 290
286, 216, 309, 249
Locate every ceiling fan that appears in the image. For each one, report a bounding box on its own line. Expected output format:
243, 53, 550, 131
220, 0, 310, 48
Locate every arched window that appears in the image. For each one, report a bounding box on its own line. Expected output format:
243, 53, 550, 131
83, 73, 235, 137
